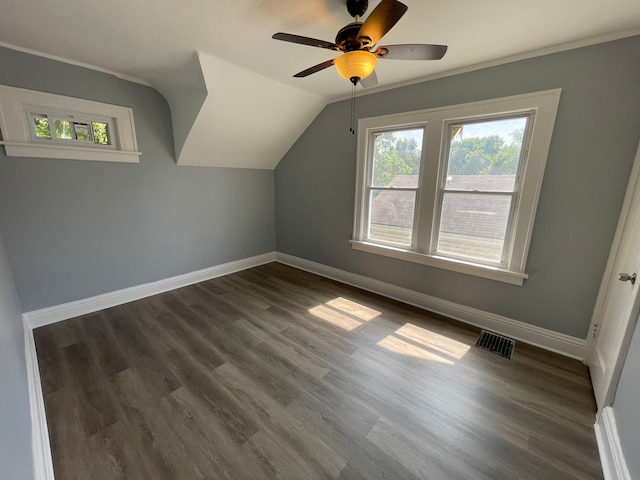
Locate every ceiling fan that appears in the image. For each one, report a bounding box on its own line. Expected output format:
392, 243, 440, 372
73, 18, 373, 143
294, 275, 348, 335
272, 0, 448, 87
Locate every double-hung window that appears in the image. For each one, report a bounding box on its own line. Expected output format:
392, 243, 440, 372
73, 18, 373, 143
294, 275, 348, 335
368, 127, 425, 247
352, 90, 561, 285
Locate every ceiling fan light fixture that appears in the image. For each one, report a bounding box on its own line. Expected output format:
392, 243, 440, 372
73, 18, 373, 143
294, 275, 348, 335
334, 50, 377, 83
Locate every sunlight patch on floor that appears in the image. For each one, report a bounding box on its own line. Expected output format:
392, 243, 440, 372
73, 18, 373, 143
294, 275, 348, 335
325, 297, 381, 321
377, 323, 471, 364
396, 323, 471, 359
309, 297, 381, 331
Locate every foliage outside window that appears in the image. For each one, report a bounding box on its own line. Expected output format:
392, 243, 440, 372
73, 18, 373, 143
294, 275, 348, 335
31, 113, 112, 146
352, 90, 561, 285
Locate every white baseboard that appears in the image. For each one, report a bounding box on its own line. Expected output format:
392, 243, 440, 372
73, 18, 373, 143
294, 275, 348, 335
23, 252, 276, 328
22, 250, 586, 359
276, 253, 586, 360
595, 407, 632, 480
24, 321, 55, 480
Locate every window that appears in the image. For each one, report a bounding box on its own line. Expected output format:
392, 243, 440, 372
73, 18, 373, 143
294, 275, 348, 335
352, 90, 561, 285
369, 127, 424, 247
0, 85, 140, 163
30, 111, 113, 146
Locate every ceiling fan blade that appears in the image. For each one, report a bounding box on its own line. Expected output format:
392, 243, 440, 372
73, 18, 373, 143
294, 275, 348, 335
357, 0, 408, 47
360, 70, 378, 88
272, 33, 339, 51
293, 59, 336, 78
375, 44, 448, 60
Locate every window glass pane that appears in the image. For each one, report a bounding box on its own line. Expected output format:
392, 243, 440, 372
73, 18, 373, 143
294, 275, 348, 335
33, 116, 51, 138
371, 128, 423, 188
445, 116, 528, 192
73, 122, 91, 141
368, 189, 416, 246
54, 119, 72, 139
437, 192, 512, 263
92, 122, 110, 145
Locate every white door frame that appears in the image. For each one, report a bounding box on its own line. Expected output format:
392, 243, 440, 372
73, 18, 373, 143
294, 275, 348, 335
586, 140, 640, 409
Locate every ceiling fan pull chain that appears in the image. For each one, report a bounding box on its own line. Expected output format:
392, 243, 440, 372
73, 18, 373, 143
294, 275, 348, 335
350, 82, 357, 134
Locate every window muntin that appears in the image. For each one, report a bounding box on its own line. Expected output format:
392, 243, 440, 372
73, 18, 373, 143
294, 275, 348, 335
367, 128, 424, 247
434, 115, 531, 265
352, 90, 562, 285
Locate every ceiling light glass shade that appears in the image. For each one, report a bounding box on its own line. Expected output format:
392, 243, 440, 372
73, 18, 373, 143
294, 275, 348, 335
334, 51, 377, 81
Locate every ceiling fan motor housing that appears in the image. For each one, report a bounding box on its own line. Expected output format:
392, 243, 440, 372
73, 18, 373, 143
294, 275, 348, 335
336, 22, 367, 51
346, 0, 369, 18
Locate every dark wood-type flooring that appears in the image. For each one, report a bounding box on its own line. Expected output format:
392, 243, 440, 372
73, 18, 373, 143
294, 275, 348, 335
34, 262, 603, 480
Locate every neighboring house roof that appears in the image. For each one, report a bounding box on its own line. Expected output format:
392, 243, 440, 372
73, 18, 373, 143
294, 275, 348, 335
370, 175, 418, 231
371, 175, 515, 239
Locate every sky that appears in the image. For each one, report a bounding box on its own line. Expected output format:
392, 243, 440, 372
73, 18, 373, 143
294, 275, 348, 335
391, 115, 528, 146
455, 116, 528, 144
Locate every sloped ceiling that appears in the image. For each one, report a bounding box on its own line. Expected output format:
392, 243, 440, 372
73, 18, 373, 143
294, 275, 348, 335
0, 0, 639, 169
171, 53, 327, 169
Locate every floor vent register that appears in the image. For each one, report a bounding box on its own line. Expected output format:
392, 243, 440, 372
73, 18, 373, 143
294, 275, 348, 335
475, 330, 515, 359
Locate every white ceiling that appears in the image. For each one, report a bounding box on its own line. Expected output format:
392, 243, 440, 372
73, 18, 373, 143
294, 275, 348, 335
1, 0, 639, 168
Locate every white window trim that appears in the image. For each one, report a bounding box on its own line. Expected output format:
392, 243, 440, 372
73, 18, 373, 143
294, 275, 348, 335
0, 85, 140, 163
352, 89, 562, 286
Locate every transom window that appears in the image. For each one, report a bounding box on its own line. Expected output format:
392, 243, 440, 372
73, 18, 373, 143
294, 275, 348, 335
0, 84, 140, 163
352, 90, 561, 285
30, 111, 113, 147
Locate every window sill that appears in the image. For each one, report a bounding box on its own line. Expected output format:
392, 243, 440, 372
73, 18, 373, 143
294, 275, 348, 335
350, 240, 528, 286
0, 141, 140, 163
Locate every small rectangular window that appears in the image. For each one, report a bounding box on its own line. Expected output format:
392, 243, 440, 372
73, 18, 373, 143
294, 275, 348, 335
33, 115, 51, 138
92, 121, 110, 145
54, 119, 72, 139
73, 122, 91, 141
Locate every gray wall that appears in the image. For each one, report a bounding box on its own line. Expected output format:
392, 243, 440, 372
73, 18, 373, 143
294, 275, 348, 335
613, 318, 640, 479
0, 231, 34, 480
275, 35, 640, 339
0, 46, 276, 311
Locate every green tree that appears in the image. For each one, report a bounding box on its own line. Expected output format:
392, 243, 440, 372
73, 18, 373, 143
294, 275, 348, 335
394, 137, 421, 174
92, 122, 110, 145
55, 120, 72, 139
34, 117, 51, 138
372, 132, 421, 186
448, 130, 523, 176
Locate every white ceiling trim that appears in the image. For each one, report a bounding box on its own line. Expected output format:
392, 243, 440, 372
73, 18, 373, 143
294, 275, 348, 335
0, 41, 152, 87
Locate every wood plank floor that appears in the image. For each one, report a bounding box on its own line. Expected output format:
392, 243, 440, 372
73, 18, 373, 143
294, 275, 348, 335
34, 262, 603, 480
